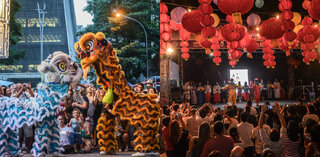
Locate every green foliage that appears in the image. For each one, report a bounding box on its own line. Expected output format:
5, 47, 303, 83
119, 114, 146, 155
78, 0, 160, 83
0, 0, 26, 65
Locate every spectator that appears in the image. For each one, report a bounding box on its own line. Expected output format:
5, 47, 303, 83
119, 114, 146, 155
302, 105, 319, 127
186, 108, 198, 136
72, 89, 89, 118
171, 116, 189, 157
68, 108, 83, 153
162, 116, 174, 157
237, 112, 254, 157
230, 146, 244, 157
208, 150, 222, 157
229, 127, 242, 147
188, 122, 211, 157
57, 116, 74, 154
201, 121, 234, 157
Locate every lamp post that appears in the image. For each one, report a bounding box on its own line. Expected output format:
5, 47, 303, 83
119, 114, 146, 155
0, 0, 11, 59
36, 2, 46, 63
116, 13, 149, 78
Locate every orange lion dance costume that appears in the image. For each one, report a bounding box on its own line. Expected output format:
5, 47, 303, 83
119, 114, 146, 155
74, 32, 160, 154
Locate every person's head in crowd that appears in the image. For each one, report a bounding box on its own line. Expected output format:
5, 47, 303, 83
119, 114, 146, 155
172, 104, 180, 112
246, 100, 252, 107
213, 121, 224, 135
310, 125, 320, 144
287, 120, 299, 142
305, 119, 317, 134
162, 105, 170, 116
170, 120, 181, 145
230, 127, 239, 140
146, 79, 153, 88
208, 150, 222, 157
270, 128, 280, 142
245, 106, 251, 114
308, 105, 316, 114
216, 82, 219, 85
72, 108, 80, 119
0, 88, 3, 96
162, 116, 170, 128
136, 83, 144, 93
215, 107, 221, 113
6, 87, 11, 96
80, 88, 86, 96
244, 81, 248, 86
148, 87, 156, 94
57, 115, 66, 126
199, 122, 210, 141
261, 148, 275, 157
238, 81, 241, 86
230, 146, 244, 157
274, 78, 278, 82
214, 114, 222, 123
1, 86, 7, 96
68, 87, 73, 95
80, 113, 84, 122
190, 108, 197, 116
199, 108, 207, 119
240, 112, 248, 122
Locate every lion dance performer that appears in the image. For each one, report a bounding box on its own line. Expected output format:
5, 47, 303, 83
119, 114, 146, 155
0, 51, 83, 157
223, 78, 237, 106
74, 32, 160, 155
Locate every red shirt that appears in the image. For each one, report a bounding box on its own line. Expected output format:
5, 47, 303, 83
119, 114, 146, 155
200, 135, 234, 157
162, 126, 174, 151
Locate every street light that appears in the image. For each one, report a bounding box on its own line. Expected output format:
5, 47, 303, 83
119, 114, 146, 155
0, 0, 11, 59
116, 13, 149, 78
36, 2, 46, 63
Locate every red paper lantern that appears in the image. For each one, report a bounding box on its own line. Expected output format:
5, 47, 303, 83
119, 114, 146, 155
281, 10, 294, 21
260, 18, 285, 39
283, 31, 297, 41
281, 20, 295, 31
160, 14, 170, 23
213, 57, 222, 65
217, 0, 254, 15
278, 0, 292, 11
302, 0, 310, 10
226, 15, 233, 23
199, 0, 212, 3
201, 26, 217, 38
181, 10, 203, 33
171, 7, 187, 24
308, 0, 320, 20
198, 4, 214, 14
213, 50, 221, 56
181, 53, 190, 60
221, 23, 246, 42
179, 28, 191, 41
180, 41, 189, 47
200, 39, 212, 49
170, 20, 181, 31
160, 3, 168, 13
200, 14, 215, 26
301, 17, 313, 26
246, 39, 258, 52
161, 32, 172, 42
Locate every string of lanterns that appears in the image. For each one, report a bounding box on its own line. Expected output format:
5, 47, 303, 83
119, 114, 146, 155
160, 0, 320, 69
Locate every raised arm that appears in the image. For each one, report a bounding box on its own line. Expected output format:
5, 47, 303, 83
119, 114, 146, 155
259, 105, 266, 128
275, 102, 286, 128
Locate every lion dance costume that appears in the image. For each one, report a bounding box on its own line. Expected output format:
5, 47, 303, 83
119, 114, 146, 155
0, 51, 83, 157
74, 32, 160, 153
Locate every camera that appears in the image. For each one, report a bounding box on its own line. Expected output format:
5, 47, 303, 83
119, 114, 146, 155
176, 113, 179, 117
268, 105, 273, 109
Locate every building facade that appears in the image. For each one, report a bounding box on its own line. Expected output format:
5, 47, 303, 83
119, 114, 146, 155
0, 0, 77, 83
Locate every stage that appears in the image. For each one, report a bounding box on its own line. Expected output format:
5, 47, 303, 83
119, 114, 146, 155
208, 100, 296, 109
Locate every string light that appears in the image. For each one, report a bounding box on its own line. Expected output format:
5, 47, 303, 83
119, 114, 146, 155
256, 27, 259, 31
276, 15, 280, 19
188, 8, 192, 12
167, 48, 173, 54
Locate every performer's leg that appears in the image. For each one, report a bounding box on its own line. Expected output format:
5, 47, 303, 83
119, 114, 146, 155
218, 94, 221, 103
32, 119, 52, 156
7, 128, 20, 156
97, 113, 117, 153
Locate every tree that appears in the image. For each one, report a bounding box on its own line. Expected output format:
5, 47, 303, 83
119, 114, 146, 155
0, 0, 26, 65
77, 0, 160, 83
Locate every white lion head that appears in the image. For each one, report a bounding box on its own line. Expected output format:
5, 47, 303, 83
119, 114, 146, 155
37, 51, 82, 84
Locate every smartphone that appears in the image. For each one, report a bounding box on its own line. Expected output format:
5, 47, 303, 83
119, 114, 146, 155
268, 105, 273, 109
176, 113, 179, 117
286, 104, 289, 107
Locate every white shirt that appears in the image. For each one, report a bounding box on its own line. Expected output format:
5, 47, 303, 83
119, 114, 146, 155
205, 84, 212, 93
237, 122, 254, 148
213, 85, 221, 94
59, 125, 73, 146
252, 125, 271, 155
186, 116, 198, 136
259, 127, 286, 157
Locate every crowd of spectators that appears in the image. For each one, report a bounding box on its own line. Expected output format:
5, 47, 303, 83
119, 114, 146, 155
160, 98, 320, 157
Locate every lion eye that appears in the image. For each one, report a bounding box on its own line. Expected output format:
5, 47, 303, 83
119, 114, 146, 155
58, 62, 67, 72
84, 39, 95, 51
